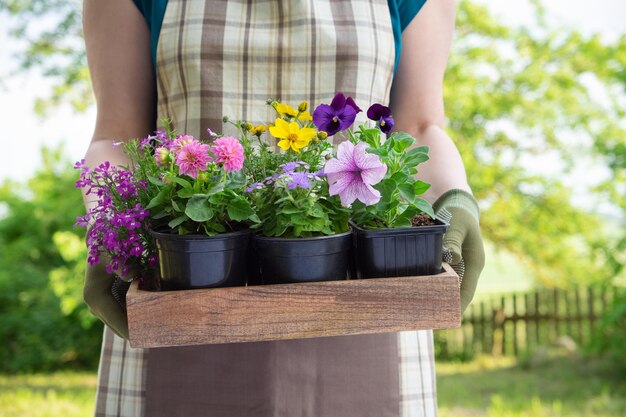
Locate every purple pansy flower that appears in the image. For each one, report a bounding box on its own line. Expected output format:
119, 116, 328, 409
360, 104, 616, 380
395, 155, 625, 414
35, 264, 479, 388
323, 141, 387, 206
312, 93, 362, 136
367, 104, 394, 134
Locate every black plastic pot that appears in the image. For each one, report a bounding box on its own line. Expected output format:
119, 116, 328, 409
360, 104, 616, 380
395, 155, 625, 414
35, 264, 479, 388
150, 229, 251, 290
252, 232, 352, 284
352, 220, 449, 278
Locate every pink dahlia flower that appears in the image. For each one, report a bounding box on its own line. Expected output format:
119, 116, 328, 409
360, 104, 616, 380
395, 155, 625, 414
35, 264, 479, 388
211, 136, 244, 172
175, 141, 212, 178
324, 141, 387, 206
171, 134, 196, 151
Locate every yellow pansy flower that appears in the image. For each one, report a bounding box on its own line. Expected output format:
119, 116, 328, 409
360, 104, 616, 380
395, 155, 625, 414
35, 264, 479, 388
270, 118, 316, 152
275, 102, 298, 118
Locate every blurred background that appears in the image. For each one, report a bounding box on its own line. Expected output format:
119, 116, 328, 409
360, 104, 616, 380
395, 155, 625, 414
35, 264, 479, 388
0, 0, 624, 416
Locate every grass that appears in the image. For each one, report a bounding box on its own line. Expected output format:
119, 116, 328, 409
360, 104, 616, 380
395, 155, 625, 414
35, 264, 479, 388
1, 352, 624, 417
0, 372, 97, 417
437, 351, 626, 417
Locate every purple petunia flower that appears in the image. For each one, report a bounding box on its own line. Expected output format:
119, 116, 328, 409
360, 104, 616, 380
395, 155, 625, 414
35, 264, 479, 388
323, 141, 387, 206
287, 172, 312, 190
367, 104, 394, 134
312, 93, 362, 136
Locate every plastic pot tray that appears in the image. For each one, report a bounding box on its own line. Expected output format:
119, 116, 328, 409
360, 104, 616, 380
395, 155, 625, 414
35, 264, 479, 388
126, 263, 461, 348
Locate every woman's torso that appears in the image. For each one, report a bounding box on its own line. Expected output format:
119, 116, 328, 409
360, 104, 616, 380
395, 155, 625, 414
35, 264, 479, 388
95, 1, 436, 416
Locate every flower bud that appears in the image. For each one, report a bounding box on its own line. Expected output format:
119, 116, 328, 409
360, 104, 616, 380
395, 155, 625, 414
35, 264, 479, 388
298, 101, 308, 112
317, 131, 328, 140
162, 174, 174, 185
154, 146, 170, 166
197, 172, 209, 182
244, 122, 254, 132
222, 115, 230, 123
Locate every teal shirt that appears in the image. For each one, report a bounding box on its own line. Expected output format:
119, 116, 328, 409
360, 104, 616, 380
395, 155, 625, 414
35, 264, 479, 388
132, 0, 427, 75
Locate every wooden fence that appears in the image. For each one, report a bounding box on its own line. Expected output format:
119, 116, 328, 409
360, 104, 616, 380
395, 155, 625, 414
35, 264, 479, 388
434, 285, 624, 359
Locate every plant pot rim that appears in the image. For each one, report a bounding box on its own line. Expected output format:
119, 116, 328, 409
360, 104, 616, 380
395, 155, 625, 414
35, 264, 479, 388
149, 228, 251, 241
350, 219, 449, 236
252, 230, 352, 242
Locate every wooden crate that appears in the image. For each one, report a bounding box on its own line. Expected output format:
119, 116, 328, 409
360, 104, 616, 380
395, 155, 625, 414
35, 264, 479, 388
126, 263, 461, 348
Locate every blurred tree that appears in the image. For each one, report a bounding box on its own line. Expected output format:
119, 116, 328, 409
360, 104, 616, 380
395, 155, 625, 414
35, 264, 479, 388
0, 0, 89, 115
447, 1, 626, 286
0, 147, 102, 372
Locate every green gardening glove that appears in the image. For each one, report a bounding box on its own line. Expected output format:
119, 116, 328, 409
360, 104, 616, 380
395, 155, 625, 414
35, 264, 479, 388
433, 189, 485, 314
83, 261, 130, 339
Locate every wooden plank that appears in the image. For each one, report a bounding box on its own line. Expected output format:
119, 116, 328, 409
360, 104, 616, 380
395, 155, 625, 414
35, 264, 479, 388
127, 263, 461, 348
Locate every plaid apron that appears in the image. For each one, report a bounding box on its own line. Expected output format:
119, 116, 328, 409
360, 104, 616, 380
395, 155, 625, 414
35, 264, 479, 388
94, 0, 437, 415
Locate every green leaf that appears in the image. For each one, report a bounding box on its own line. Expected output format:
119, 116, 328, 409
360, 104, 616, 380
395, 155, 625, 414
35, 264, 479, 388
403, 146, 429, 165
185, 195, 214, 222
226, 171, 247, 189
413, 180, 431, 195
152, 210, 170, 220
147, 175, 165, 186
392, 132, 415, 152
413, 197, 435, 219
393, 213, 413, 228
177, 188, 196, 198
168, 214, 189, 229
365, 146, 387, 157
170, 176, 193, 189
146, 189, 167, 209
398, 184, 415, 202
206, 181, 225, 196
376, 179, 397, 203
390, 172, 408, 185
227, 197, 256, 222
306, 204, 325, 218
171, 199, 184, 212
205, 223, 226, 234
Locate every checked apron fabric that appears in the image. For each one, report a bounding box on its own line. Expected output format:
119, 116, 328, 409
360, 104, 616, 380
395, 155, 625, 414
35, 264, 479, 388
94, 1, 437, 416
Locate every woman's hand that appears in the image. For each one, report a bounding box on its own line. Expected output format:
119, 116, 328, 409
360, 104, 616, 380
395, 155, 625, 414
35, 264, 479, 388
390, 0, 485, 313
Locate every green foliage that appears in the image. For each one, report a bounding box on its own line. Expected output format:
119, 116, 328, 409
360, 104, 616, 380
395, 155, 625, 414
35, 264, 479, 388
0, 147, 102, 373
350, 128, 434, 228
588, 287, 626, 371
248, 173, 350, 238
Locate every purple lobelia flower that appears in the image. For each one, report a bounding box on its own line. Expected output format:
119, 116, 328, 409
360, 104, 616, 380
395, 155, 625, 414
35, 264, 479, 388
312, 92, 362, 136
367, 103, 394, 134
324, 141, 387, 206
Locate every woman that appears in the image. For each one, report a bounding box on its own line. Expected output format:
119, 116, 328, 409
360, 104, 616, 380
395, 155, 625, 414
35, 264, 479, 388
81, 0, 484, 415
